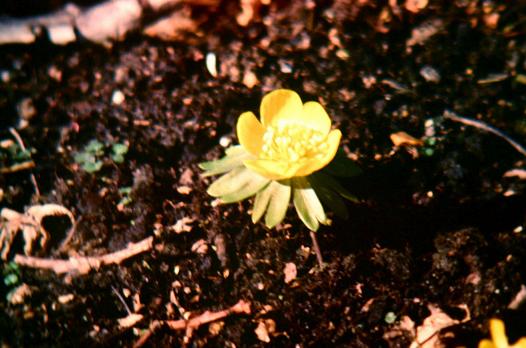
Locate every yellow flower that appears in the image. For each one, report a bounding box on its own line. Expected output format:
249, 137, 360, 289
479, 319, 526, 348
236, 89, 342, 180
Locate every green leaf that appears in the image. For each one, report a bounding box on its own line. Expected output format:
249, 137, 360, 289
86, 140, 104, 155
83, 160, 103, 173
310, 179, 349, 219
112, 154, 125, 163
4, 273, 18, 286
310, 172, 359, 203
207, 167, 269, 203
265, 179, 291, 228
73, 152, 92, 164
251, 179, 291, 228
252, 183, 274, 223
199, 146, 250, 177
112, 143, 129, 155
324, 149, 361, 177
292, 177, 327, 231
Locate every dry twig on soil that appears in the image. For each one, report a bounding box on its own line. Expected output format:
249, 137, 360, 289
0, 0, 219, 45
8, 128, 40, 196
14, 236, 153, 275
0, 160, 36, 174
444, 110, 526, 158
134, 300, 251, 348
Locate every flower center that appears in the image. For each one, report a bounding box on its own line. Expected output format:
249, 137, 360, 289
260, 123, 327, 162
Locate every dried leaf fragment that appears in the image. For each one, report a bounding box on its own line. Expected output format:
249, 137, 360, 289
170, 217, 195, 234
409, 304, 470, 348
283, 262, 297, 284
255, 319, 276, 343
118, 313, 144, 328
8, 283, 32, 305
0, 204, 75, 260
390, 131, 424, 147
405, 0, 428, 13
143, 10, 198, 41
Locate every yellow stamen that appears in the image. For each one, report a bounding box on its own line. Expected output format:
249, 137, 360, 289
260, 123, 326, 163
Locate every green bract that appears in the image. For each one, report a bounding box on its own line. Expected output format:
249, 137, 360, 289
199, 145, 360, 231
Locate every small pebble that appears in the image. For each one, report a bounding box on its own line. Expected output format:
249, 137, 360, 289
384, 311, 397, 324
219, 136, 231, 147
420, 65, 441, 83
242, 70, 259, 89
112, 90, 125, 105
206, 52, 218, 77
48, 65, 62, 81
17, 98, 36, 128
1, 70, 11, 82
284, 262, 297, 284
279, 60, 293, 74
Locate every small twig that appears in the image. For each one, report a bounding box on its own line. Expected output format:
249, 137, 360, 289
0, 160, 35, 173
134, 300, 251, 348
309, 231, 324, 269
112, 285, 133, 315
503, 169, 526, 180
8, 127, 40, 197
443, 110, 526, 158
14, 236, 153, 275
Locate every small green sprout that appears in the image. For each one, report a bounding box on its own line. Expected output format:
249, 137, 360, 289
384, 312, 397, 324
200, 89, 360, 231
2, 261, 21, 300
0, 139, 34, 171
74, 139, 128, 173
118, 186, 133, 207
111, 143, 129, 164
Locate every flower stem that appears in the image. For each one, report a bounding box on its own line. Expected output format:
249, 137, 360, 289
309, 230, 324, 269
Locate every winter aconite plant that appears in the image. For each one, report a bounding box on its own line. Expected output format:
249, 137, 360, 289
200, 89, 360, 231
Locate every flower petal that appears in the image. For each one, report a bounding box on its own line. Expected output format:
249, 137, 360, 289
301, 101, 331, 135
237, 111, 265, 156
244, 159, 304, 180
260, 89, 303, 127
295, 129, 342, 177
489, 319, 509, 348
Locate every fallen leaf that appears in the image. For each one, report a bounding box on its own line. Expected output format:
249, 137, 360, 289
171, 217, 194, 234
405, 0, 428, 13
118, 313, 144, 328
143, 10, 198, 41
390, 131, 424, 147
255, 319, 276, 342
410, 304, 470, 348
383, 315, 415, 340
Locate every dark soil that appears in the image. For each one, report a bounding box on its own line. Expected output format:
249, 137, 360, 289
1, 0, 526, 347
